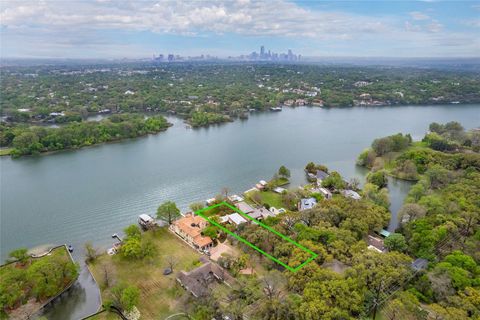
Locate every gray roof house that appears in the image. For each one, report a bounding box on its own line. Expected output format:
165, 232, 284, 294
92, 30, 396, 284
177, 262, 236, 297
298, 198, 317, 211
316, 170, 329, 181
236, 201, 255, 214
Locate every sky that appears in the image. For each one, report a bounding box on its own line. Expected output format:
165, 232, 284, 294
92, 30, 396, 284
1, 0, 479, 59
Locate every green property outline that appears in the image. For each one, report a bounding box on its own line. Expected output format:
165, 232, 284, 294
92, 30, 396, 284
194, 201, 317, 272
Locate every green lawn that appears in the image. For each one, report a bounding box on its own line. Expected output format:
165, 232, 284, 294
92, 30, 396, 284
245, 190, 285, 208
0, 148, 12, 156
89, 227, 202, 319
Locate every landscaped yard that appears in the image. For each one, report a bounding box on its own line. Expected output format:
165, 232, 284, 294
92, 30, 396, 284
89, 227, 202, 319
245, 190, 285, 209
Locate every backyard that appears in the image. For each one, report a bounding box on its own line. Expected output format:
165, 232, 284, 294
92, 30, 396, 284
89, 227, 202, 319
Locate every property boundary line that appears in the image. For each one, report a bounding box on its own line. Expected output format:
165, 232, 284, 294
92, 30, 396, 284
195, 201, 317, 272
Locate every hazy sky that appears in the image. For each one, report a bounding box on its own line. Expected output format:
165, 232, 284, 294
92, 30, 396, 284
1, 0, 479, 59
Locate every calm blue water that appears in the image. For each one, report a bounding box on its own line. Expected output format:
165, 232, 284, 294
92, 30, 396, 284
1, 104, 479, 318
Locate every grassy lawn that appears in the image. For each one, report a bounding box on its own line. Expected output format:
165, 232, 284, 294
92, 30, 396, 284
89, 227, 202, 319
0, 148, 12, 156
245, 190, 285, 208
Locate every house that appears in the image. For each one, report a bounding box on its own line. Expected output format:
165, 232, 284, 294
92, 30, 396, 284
236, 201, 255, 214
177, 262, 235, 298
205, 198, 217, 206
273, 187, 286, 194
316, 170, 329, 184
228, 194, 244, 203
226, 213, 247, 226
379, 229, 391, 238
411, 258, 429, 272
124, 90, 135, 95
298, 198, 317, 211
250, 207, 270, 220
269, 207, 286, 216
255, 180, 268, 190
319, 187, 333, 200
170, 214, 213, 251
367, 235, 385, 253
342, 189, 361, 200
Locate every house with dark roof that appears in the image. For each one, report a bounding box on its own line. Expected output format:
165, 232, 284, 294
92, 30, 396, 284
411, 258, 429, 271
176, 262, 236, 298
316, 170, 329, 182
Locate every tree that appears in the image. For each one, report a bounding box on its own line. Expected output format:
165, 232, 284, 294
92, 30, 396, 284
8, 248, 29, 265
124, 224, 141, 239
202, 225, 219, 240
366, 170, 388, 188
190, 202, 204, 212
321, 171, 346, 190
398, 203, 426, 224
111, 284, 140, 312
156, 201, 180, 224
84, 242, 98, 263
166, 256, 179, 272
384, 233, 407, 252
278, 165, 290, 179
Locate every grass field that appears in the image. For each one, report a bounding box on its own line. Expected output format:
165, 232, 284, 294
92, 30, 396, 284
89, 227, 202, 319
0, 148, 12, 156
245, 190, 285, 208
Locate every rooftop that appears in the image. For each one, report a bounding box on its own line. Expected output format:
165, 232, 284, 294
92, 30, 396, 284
236, 201, 255, 214
177, 262, 235, 298
299, 198, 317, 211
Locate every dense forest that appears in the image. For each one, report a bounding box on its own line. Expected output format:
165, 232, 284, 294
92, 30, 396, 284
0, 114, 170, 157
1, 62, 479, 128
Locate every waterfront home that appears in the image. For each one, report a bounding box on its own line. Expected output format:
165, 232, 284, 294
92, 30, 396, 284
205, 198, 217, 206
170, 214, 213, 251
319, 187, 333, 200
316, 170, 329, 184
298, 198, 317, 211
342, 189, 361, 200
255, 180, 268, 190
228, 194, 244, 203
312, 99, 324, 107
236, 201, 255, 214
367, 235, 385, 253
177, 262, 235, 298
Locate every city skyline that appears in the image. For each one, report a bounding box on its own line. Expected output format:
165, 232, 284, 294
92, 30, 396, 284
1, 1, 480, 59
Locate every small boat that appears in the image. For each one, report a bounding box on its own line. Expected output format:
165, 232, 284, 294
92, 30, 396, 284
67, 245, 74, 253
270, 107, 282, 111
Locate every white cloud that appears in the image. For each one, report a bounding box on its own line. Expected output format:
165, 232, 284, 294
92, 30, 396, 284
409, 11, 430, 21
0, 0, 478, 58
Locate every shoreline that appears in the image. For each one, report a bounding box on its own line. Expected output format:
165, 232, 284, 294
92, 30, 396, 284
2, 103, 479, 158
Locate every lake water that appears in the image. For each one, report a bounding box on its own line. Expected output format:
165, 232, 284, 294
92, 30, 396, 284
1, 104, 479, 318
